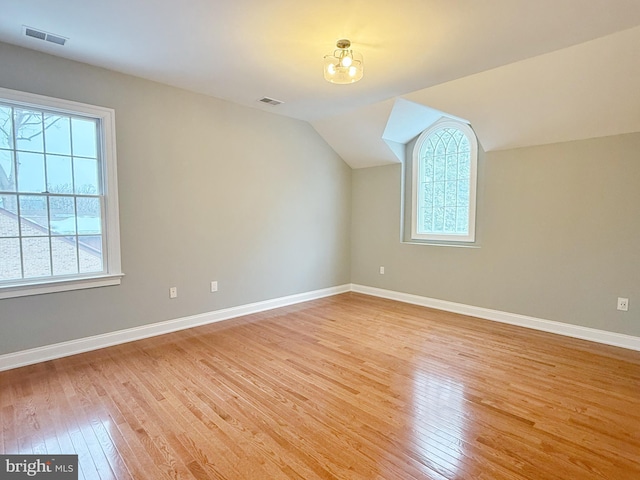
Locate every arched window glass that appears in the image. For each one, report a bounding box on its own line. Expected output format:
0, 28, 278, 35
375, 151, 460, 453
412, 120, 477, 242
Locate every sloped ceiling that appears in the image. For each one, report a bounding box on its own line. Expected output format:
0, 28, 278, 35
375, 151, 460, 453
314, 25, 640, 168
1, 0, 639, 168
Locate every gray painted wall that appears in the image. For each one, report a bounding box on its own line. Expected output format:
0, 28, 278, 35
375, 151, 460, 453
352, 134, 640, 336
0, 43, 352, 355
1, 40, 638, 358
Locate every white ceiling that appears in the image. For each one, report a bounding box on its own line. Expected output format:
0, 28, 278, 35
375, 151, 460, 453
1, 0, 640, 168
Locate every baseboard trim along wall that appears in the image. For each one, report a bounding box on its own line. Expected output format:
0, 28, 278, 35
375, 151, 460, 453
351, 284, 640, 352
2, 282, 638, 371
0, 284, 351, 372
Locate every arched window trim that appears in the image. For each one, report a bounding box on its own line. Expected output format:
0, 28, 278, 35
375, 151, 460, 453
411, 118, 478, 243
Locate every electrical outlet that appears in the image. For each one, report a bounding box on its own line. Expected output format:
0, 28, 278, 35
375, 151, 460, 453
210, 281, 218, 293
617, 297, 629, 311
169, 287, 177, 299
379, 266, 385, 274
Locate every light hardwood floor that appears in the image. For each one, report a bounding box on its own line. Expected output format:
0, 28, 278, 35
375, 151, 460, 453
1, 292, 639, 479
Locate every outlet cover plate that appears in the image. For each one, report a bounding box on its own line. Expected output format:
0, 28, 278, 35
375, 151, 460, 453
617, 297, 629, 311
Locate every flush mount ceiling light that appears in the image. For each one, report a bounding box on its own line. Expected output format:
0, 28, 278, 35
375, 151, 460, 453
323, 39, 363, 84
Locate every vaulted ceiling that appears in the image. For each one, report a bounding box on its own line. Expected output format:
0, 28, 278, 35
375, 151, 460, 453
1, 0, 639, 168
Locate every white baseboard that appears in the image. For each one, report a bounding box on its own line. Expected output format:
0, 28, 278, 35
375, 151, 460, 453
2, 282, 637, 372
0, 284, 351, 372
351, 284, 640, 351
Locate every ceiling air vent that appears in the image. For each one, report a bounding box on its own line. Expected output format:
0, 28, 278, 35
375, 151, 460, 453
258, 97, 284, 106
23, 26, 68, 46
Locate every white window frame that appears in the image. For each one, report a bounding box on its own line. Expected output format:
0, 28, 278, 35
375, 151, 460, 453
411, 119, 478, 243
0, 87, 123, 299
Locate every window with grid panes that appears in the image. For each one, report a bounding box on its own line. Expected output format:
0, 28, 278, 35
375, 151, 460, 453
0, 87, 122, 299
412, 120, 478, 242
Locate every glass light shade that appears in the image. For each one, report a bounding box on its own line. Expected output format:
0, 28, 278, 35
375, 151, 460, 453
323, 49, 363, 84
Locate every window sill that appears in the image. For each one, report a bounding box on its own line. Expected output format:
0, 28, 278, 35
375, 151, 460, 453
402, 240, 481, 248
0, 273, 124, 300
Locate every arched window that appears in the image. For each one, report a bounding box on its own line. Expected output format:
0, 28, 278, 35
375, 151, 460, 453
412, 120, 478, 242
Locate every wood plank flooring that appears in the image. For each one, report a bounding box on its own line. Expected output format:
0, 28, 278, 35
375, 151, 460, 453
1, 292, 639, 479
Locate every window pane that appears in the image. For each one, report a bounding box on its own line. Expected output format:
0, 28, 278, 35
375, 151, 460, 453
79, 235, 103, 273
433, 182, 445, 207
44, 115, 72, 155
22, 237, 51, 278
445, 181, 457, 206
459, 136, 471, 153
0, 149, 15, 191
0, 194, 18, 237
424, 156, 434, 181
19, 195, 48, 236
445, 154, 458, 181
421, 207, 433, 233
15, 109, 44, 153
77, 197, 101, 235
17, 152, 46, 193
444, 207, 457, 232
46, 155, 74, 194
51, 236, 79, 276
433, 207, 445, 232
71, 118, 98, 158
434, 156, 446, 181
456, 207, 469, 234
444, 132, 457, 154
452, 128, 465, 145
422, 183, 433, 207
0, 105, 13, 150
74, 158, 100, 194
0, 238, 22, 280
50, 196, 76, 235
457, 180, 470, 207
458, 156, 470, 178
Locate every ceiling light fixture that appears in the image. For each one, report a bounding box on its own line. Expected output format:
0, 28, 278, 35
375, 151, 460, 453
323, 39, 363, 84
